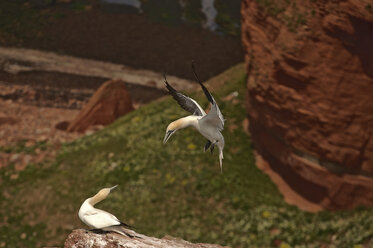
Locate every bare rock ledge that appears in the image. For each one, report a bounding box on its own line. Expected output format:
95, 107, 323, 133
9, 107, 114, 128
64, 229, 228, 248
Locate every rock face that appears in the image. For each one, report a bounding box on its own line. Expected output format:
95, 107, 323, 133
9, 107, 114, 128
67, 79, 134, 132
241, 0, 373, 210
64, 229, 228, 248
0, 114, 19, 126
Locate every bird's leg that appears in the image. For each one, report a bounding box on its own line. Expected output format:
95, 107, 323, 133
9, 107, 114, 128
210, 144, 215, 154
210, 140, 218, 154
204, 140, 212, 152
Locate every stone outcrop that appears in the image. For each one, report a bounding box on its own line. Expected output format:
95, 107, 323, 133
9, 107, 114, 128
241, 0, 373, 210
67, 79, 134, 132
64, 229, 228, 248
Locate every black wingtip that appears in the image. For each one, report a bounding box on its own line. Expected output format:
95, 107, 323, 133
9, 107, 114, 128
120, 221, 134, 229
191, 61, 214, 104
163, 73, 174, 93
163, 75, 176, 95
163, 73, 168, 85
191, 60, 202, 85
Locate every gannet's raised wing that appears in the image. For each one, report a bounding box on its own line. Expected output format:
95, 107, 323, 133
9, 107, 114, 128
164, 74, 206, 116
192, 62, 214, 104
192, 62, 224, 129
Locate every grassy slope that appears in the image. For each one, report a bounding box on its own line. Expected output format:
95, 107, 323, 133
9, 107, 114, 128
1, 64, 372, 248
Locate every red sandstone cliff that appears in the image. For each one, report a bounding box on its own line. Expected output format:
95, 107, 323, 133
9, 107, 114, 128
241, 0, 373, 210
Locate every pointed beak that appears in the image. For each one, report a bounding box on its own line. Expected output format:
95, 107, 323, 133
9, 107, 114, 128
109, 185, 118, 192
163, 130, 174, 144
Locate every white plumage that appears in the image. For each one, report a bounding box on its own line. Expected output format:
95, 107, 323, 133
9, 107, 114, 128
163, 63, 225, 171
78, 185, 135, 237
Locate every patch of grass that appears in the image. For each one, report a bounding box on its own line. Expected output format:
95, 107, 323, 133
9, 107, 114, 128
215, 12, 240, 36
283, 13, 307, 32
70, 2, 86, 11
214, 0, 241, 36
256, 0, 287, 17
0, 64, 372, 247
0, 1, 49, 45
0, 140, 48, 154
180, 0, 205, 26
0, 211, 45, 248
255, 0, 308, 32
141, 0, 183, 26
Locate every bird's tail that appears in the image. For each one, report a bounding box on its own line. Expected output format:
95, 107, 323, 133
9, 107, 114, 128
219, 148, 224, 173
102, 225, 142, 239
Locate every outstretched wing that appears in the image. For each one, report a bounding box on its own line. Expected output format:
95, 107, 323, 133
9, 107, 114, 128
164, 74, 206, 116
200, 101, 224, 131
192, 62, 214, 104
211, 95, 224, 129
192, 62, 224, 129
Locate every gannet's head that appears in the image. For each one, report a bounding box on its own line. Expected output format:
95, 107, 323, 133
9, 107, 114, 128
89, 185, 118, 205
163, 120, 181, 144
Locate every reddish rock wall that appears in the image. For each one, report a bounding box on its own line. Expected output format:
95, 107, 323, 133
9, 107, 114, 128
241, 0, 373, 210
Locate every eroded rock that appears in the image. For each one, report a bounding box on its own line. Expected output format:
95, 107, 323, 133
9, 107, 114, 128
64, 229, 228, 248
241, 0, 373, 210
67, 79, 134, 132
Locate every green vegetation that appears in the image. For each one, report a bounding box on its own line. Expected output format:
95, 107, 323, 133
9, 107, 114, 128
214, 0, 241, 36
1, 64, 372, 247
180, 0, 205, 26
256, 0, 287, 16
0, 140, 48, 154
366, 4, 372, 12
0, 1, 48, 45
283, 13, 307, 33
70, 2, 87, 11
255, 0, 308, 32
140, 0, 183, 25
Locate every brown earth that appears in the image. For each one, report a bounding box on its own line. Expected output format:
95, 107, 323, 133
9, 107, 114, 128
0, 46, 195, 92
0, 70, 165, 169
1, 3, 243, 81
242, 0, 373, 210
0, 97, 81, 169
0, 70, 166, 108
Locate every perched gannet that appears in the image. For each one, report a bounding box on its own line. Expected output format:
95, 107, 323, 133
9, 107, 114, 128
78, 185, 135, 238
163, 62, 225, 171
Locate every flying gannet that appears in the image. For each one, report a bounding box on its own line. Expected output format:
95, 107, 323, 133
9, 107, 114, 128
78, 185, 135, 238
163, 62, 225, 171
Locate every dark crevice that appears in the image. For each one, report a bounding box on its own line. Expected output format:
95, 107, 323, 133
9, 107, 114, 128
327, 16, 373, 78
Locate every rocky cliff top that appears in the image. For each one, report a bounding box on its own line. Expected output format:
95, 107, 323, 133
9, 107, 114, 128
64, 229, 228, 248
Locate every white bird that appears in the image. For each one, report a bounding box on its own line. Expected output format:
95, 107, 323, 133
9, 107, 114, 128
163, 63, 225, 171
78, 185, 135, 237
